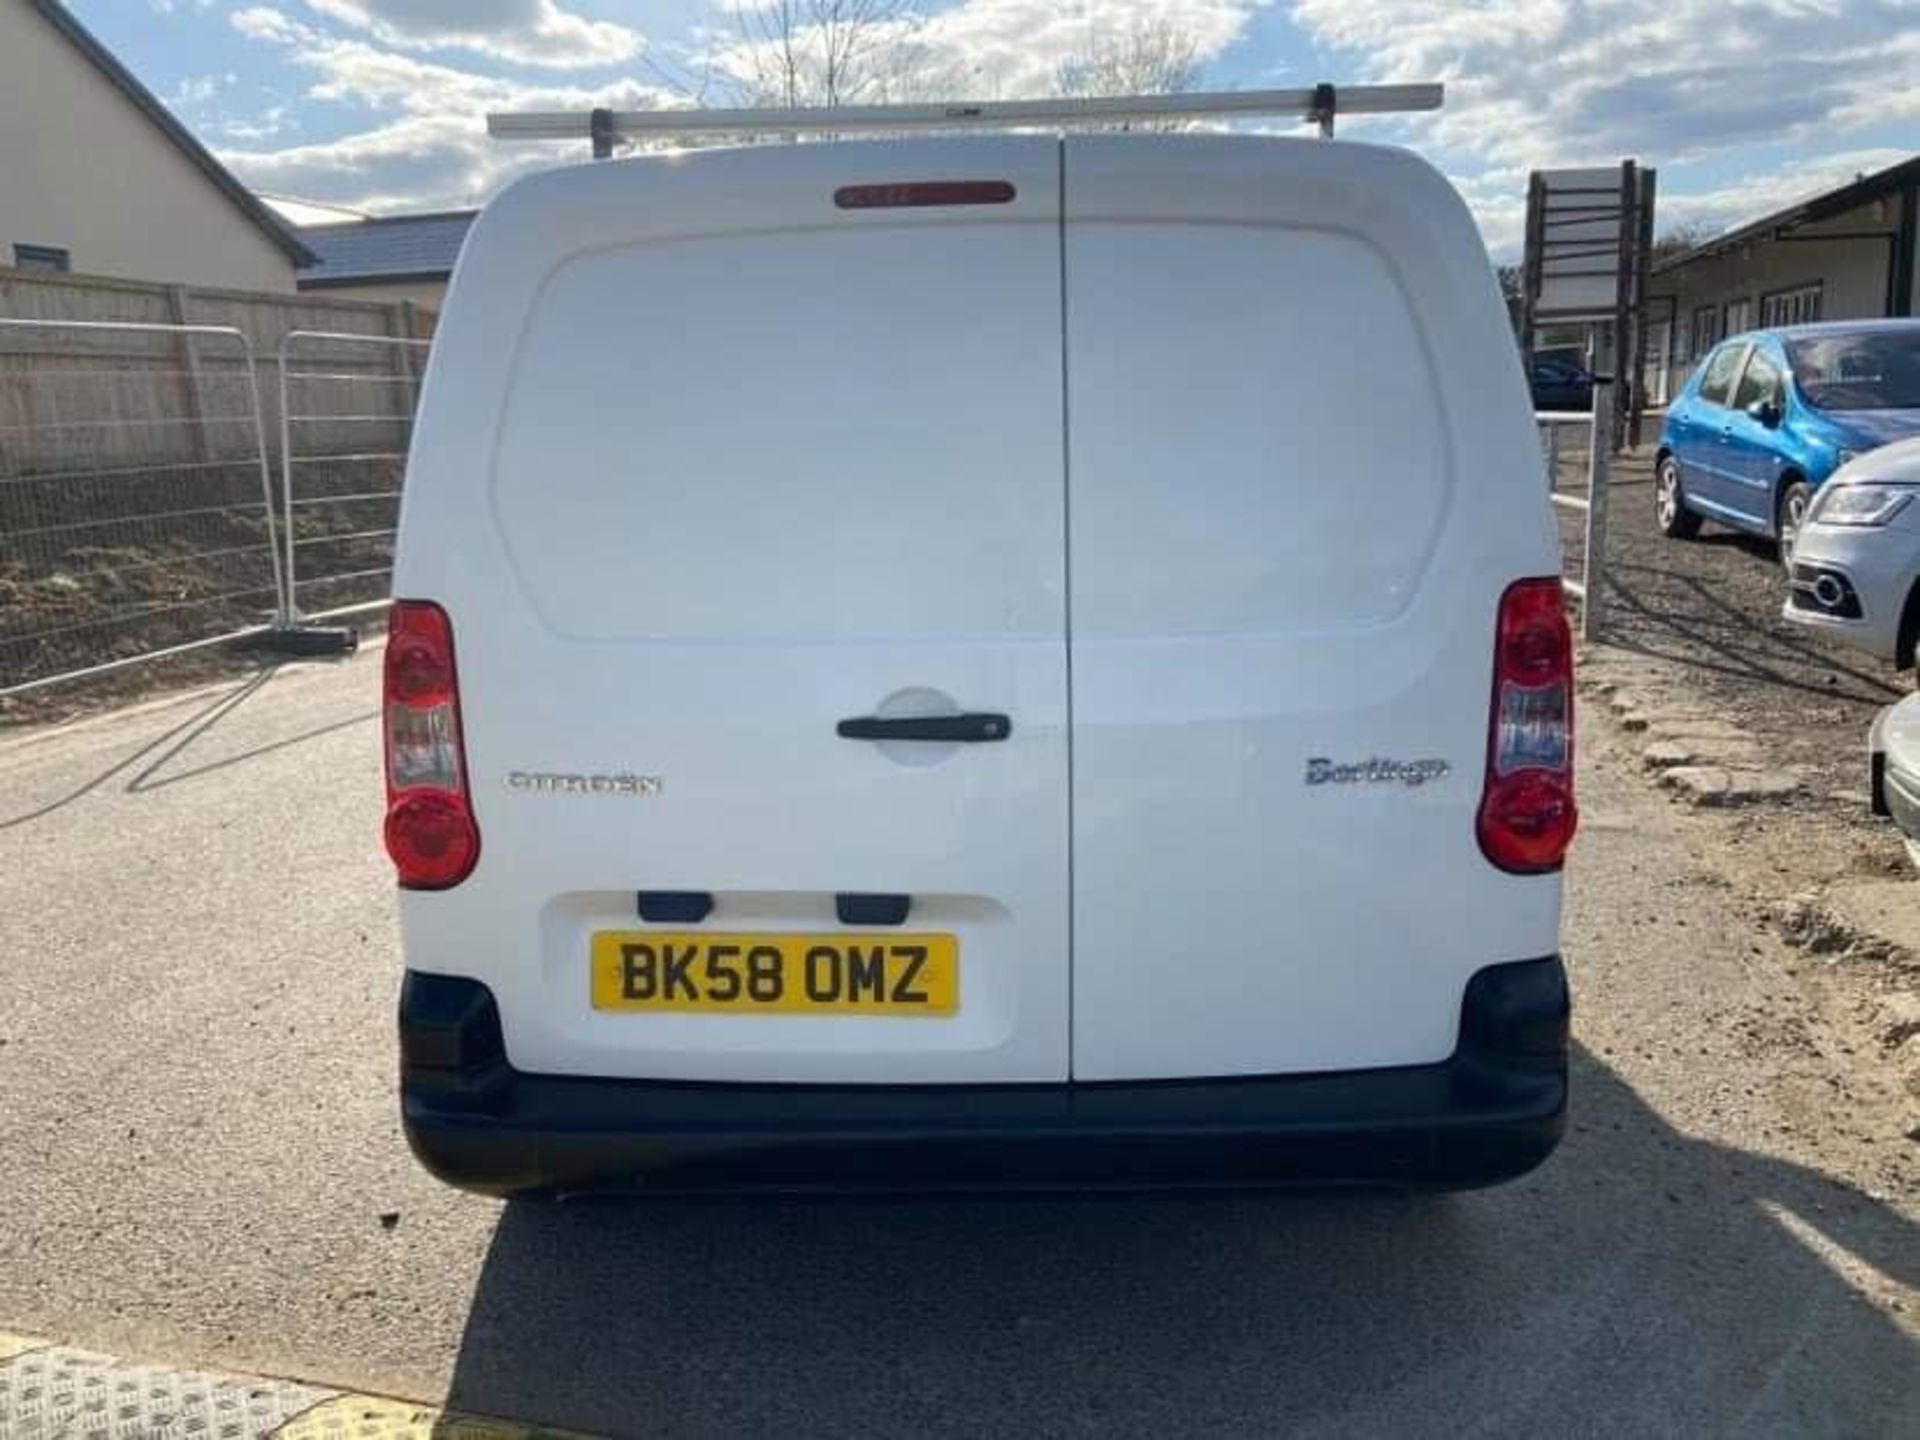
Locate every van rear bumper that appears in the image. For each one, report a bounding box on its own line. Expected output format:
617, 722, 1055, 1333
399, 956, 1569, 1197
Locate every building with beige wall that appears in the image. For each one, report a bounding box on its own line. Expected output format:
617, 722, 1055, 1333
1644, 155, 1918, 403
0, 0, 311, 293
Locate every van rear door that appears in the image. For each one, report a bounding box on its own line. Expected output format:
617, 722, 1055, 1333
410, 140, 1071, 1084
1062, 136, 1560, 1081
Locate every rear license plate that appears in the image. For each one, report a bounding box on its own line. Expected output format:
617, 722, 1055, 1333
590, 932, 958, 1016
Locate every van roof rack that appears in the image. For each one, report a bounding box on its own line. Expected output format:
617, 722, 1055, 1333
488, 83, 1443, 154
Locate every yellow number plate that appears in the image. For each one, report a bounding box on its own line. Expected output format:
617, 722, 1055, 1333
590, 932, 958, 1016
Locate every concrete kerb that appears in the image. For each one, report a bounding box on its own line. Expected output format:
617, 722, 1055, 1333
1588, 679, 1802, 807
1657, 764, 1802, 806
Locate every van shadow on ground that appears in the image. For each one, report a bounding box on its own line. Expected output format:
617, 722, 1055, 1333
0, 662, 378, 830
442, 1048, 1916, 1438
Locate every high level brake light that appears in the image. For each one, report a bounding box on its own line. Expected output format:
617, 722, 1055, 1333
383, 600, 479, 889
1477, 579, 1577, 873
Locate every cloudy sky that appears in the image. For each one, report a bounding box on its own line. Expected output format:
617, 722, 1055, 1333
74, 0, 1920, 257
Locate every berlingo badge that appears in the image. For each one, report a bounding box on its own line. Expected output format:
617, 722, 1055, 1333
1305, 757, 1450, 787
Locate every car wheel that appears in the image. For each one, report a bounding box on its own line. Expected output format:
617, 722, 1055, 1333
1777, 479, 1813, 570
1655, 455, 1702, 540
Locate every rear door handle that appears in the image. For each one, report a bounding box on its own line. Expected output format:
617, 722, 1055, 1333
836, 713, 1012, 743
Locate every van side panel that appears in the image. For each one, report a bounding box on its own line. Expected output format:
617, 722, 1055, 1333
1062, 137, 1561, 1081
395, 141, 1074, 1084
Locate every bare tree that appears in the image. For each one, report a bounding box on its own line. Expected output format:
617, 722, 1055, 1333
723, 0, 928, 109
630, 4, 1207, 150
1650, 221, 1713, 265
1054, 17, 1202, 100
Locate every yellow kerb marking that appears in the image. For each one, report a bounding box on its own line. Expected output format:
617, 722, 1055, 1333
0, 1333, 49, 1363
275, 1394, 597, 1440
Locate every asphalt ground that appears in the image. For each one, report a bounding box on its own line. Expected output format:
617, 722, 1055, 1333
0, 648, 1915, 1437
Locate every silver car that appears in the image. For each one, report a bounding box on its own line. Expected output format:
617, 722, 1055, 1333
1783, 435, 1920, 675
1870, 695, 1920, 866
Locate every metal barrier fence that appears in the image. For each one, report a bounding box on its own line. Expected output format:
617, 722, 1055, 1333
0, 318, 283, 697
1540, 379, 1614, 641
0, 319, 430, 698
277, 329, 427, 625
3, 320, 1607, 691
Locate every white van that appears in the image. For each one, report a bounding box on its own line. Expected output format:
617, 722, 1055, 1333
385, 133, 1575, 1195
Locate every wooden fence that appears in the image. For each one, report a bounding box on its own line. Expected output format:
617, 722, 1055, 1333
0, 266, 436, 692
0, 264, 435, 473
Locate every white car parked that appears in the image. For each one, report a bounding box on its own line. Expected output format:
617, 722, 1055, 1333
1784, 435, 1920, 677
1870, 694, 1920, 866
385, 132, 1574, 1196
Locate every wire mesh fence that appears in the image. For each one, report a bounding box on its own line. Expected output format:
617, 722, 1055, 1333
278, 330, 427, 622
0, 316, 433, 700
0, 319, 282, 696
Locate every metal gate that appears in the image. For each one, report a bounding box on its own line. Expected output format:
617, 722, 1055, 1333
277, 329, 428, 626
1541, 380, 1615, 641
0, 318, 282, 698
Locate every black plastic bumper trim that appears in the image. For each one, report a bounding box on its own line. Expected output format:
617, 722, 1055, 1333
636, 891, 713, 923
399, 957, 1569, 1197
835, 892, 912, 926
1789, 562, 1863, 619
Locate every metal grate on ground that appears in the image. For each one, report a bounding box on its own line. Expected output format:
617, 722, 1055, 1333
0, 1334, 595, 1440
0, 1341, 331, 1439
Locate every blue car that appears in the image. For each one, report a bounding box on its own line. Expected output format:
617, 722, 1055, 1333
1655, 320, 1920, 565
1530, 357, 1595, 413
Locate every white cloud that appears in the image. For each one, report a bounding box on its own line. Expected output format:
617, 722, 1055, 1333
261, 194, 371, 224
222, 7, 674, 210
1289, 0, 1918, 173
1657, 148, 1915, 238
170, 73, 224, 105
222, 0, 1911, 258
226, 0, 1263, 212
217, 103, 291, 142
905, 0, 1254, 95
1286, 1, 1919, 255
302, 0, 642, 69
702, 0, 1257, 101
224, 114, 547, 213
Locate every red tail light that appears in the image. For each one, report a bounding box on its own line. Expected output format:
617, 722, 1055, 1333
383, 600, 479, 889
1477, 578, 1577, 873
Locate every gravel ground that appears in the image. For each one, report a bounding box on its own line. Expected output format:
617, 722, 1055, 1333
0, 651, 1913, 1437
1560, 443, 1910, 808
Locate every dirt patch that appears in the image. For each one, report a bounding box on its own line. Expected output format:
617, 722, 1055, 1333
1581, 663, 1920, 1135
1, 455, 396, 705
1567, 444, 1916, 1122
